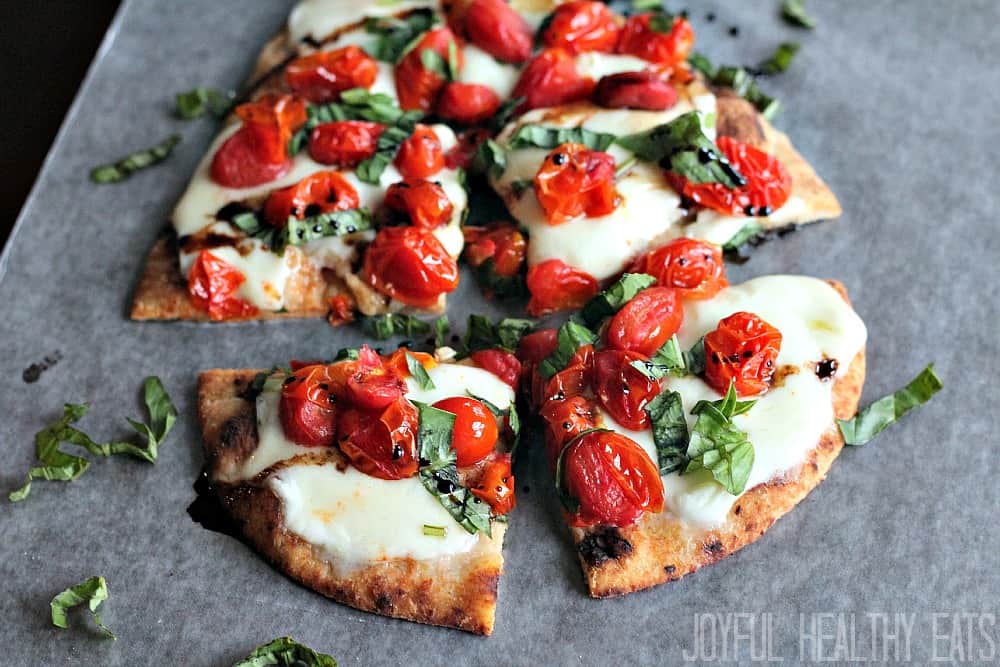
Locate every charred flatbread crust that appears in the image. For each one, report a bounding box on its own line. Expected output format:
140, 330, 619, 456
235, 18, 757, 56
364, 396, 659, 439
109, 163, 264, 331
571, 281, 863, 597
197, 369, 505, 635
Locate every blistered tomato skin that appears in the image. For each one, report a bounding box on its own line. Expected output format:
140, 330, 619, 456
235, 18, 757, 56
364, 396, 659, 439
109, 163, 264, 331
617, 14, 695, 66
437, 82, 503, 125
605, 287, 684, 356
704, 311, 783, 397
363, 226, 460, 308
512, 48, 596, 112
187, 250, 258, 320
631, 238, 728, 300
560, 430, 664, 527
395, 28, 462, 112
463, 0, 534, 64
279, 365, 339, 447
433, 396, 499, 466
384, 179, 454, 229
540, 394, 600, 466
594, 71, 678, 110
542, 1, 620, 54
338, 397, 420, 480
534, 143, 620, 224
395, 125, 445, 179
470, 349, 522, 390
263, 171, 360, 227
462, 223, 526, 277
592, 349, 661, 430
345, 346, 408, 411
471, 453, 516, 515
308, 121, 385, 167
210, 123, 292, 188
526, 259, 600, 316
284, 46, 379, 103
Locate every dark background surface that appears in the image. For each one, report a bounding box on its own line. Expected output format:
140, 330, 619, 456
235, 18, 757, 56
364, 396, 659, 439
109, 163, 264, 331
0, 1, 121, 246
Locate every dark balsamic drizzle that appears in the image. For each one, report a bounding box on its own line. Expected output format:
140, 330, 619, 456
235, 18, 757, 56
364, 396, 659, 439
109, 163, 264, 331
728, 26, 740, 37
816, 358, 839, 381
22, 350, 63, 383
187, 471, 245, 542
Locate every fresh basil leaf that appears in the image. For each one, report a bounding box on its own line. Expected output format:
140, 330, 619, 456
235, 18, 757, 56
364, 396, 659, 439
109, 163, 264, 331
782, 0, 817, 28
423, 524, 447, 537
632, 0, 665, 11
464, 315, 535, 354
420, 48, 450, 79
838, 364, 943, 446
406, 352, 435, 390
538, 321, 598, 379
366, 9, 438, 63
434, 315, 450, 348
631, 335, 687, 380
507, 124, 617, 152
648, 11, 677, 33
273, 208, 373, 252
684, 336, 706, 376
247, 367, 290, 398
489, 96, 524, 131
472, 139, 507, 179
683, 383, 755, 495
645, 390, 689, 474
356, 124, 416, 184
416, 402, 457, 469
722, 220, 764, 251
712, 66, 782, 120
90, 135, 181, 184
360, 313, 433, 340
580, 272, 656, 326
174, 87, 234, 119
688, 51, 716, 78
355, 151, 393, 184
288, 91, 418, 156
51, 575, 114, 638
233, 636, 337, 667
758, 42, 800, 75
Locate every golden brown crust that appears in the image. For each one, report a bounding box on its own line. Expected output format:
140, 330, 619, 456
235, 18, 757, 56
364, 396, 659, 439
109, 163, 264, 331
197, 369, 505, 635
572, 281, 864, 597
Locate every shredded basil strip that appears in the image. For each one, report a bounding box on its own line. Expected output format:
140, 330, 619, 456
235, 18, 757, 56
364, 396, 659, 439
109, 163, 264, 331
538, 321, 598, 379
422, 524, 447, 537
683, 337, 707, 376
507, 124, 617, 152
405, 352, 435, 389
9, 377, 177, 502
838, 364, 943, 446
360, 313, 433, 340
233, 636, 338, 667
356, 124, 418, 184
645, 390, 689, 475
464, 315, 534, 354
616, 112, 745, 187
632, 0, 666, 11
722, 221, 764, 251
683, 383, 756, 495
287, 89, 421, 156
758, 42, 801, 76
174, 87, 234, 119
232, 208, 372, 254
713, 66, 782, 120
688, 52, 715, 78
90, 135, 181, 184
631, 335, 688, 380
365, 8, 438, 63
434, 316, 450, 348
50, 575, 114, 639
472, 139, 507, 180
580, 273, 657, 326
782, 0, 817, 28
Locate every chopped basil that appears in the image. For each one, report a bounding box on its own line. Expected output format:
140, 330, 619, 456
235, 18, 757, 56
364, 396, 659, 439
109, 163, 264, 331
420, 48, 451, 80
722, 220, 764, 251
360, 313, 433, 340
758, 42, 801, 75
580, 272, 656, 326
645, 390, 689, 474
713, 66, 782, 120
507, 124, 617, 152
233, 637, 337, 667
538, 321, 598, 379
648, 11, 677, 33
90, 134, 181, 184
782, 0, 817, 28
838, 364, 943, 446
356, 124, 419, 184
275, 208, 373, 251
333, 347, 361, 362
434, 315, 450, 348
422, 524, 447, 537
632, 0, 666, 11
683, 336, 707, 376
472, 139, 507, 179
365, 8, 438, 63
464, 315, 535, 354
50, 576, 114, 639
470, 256, 529, 300
247, 367, 290, 399
683, 383, 756, 495
9, 377, 177, 502
287, 90, 421, 157
405, 351, 435, 389
631, 335, 687, 380
688, 51, 716, 78
174, 87, 234, 119
617, 112, 745, 187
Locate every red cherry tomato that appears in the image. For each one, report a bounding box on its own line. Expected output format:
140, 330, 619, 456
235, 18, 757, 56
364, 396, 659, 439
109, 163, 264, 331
526, 259, 599, 316
463, 0, 533, 64
592, 349, 661, 430
262, 171, 360, 228
445, 128, 491, 169
704, 311, 782, 397
543, 1, 620, 54
382, 348, 437, 380
187, 250, 258, 321
308, 120, 385, 167
210, 95, 307, 188
534, 143, 620, 224
517, 328, 559, 364
605, 286, 684, 356
462, 223, 526, 277
617, 13, 694, 66
338, 397, 420, 480
344, 345, 408, 410
326, 294, 355, 327
284, 45, 378, 103
470, 349, 522, 389
559, 429, 664, 527
363, 226, 460, 307
540, 394, 601, 466
394, 125, 445, 179
512, 48, 596, 112
432, 396, 499, 466
542, 344, 594, 405
667, 136, 792, 216
384, 179, 454, 228
436, 82, 503, 125
594, 70, 678, 110
279, 364, 339, 447
395, 27, 462, 112
470, 453, 516, 515
630, 238, 728, 300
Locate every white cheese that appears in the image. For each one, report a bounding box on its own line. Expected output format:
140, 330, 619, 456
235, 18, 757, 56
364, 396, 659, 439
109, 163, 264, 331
683, 196, 809, 246
320, 28, 399, 101
288, 0, 436, 43
459, 44, 521, 99
574, 53, 650, 82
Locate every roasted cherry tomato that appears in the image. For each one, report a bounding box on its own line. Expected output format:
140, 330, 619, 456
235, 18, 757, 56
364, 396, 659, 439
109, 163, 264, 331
344, 345, 408, 410
338, 397, 419, 479
395, 125, 445, 179
542, 344, 594, 405
559, 429, 664, 527
470, 349, 522, 389
525, 259, 599, 316
445, 128, 491, 169
471, 453, 516, 515
616, 13, 694, 66
511, 48, 595, 111
187, 250, 258, 320
517, 328, 559, 364
463, 223, 526, 277
284, 45, 378, 103
436, 82, 503, 125
384, 179, 454, 228
594, 70, 678, 110
534, 143, 619, 224
363, 226, 460, 307
395, 27, 462, 112
605, 286, 683, 356
630, 238, 728, 300
263, 171, 360, 227
543, 1, 620, 54
210, 95, 307, 188
279, 364, 338, 447
463, 0, 533, 64
592, 349, 661, 430
308, 120, 385, 167
667, 136, 792, 216
704, 311, 782, 397
432, 396, 499, 466
540, 394, 601, 466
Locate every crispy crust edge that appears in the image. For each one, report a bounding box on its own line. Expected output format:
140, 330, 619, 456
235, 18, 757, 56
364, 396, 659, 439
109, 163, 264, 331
196, 369, 504, 635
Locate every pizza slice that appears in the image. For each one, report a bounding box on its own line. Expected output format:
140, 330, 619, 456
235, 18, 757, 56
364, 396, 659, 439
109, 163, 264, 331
198, 345, 520, 633
519, 237, 866, 596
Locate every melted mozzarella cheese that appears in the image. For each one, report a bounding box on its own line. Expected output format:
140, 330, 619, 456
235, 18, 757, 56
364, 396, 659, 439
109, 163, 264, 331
683, 196, 809, 246
321, 28, 398, 100
602, 276, 867, 528
574, 53, 650, 82
288, 0, 436, 43
459, 45, 522, 99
